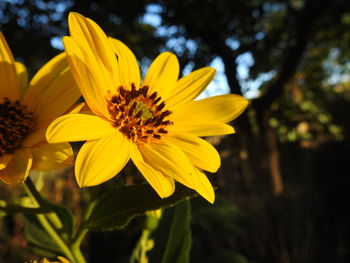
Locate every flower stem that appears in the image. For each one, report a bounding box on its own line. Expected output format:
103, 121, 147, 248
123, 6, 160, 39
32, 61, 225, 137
0, 203, 49, 214
72, 196, 96, 252
24, 177, 63, 230
24, 179, 76, 263
130, 210, 162, 263
130, 229, 152, 263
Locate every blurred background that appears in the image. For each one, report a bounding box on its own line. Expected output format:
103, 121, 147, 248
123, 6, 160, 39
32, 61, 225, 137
1, 0, 350, 262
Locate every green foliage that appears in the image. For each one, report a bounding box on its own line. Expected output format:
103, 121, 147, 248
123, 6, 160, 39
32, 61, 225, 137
148, 200, 192, 263
190, 196, 249, 263
24, 214, 62, 257
270, 84, 344, 144
23, 204, 75, 258
160, 200, 192, 263
86, 184, 197, 232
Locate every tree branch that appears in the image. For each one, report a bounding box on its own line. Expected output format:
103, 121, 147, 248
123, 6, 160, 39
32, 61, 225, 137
253, 0, 328, 111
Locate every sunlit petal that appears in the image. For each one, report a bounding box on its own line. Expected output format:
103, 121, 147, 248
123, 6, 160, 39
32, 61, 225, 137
63, 36, 111, 118
172, 94, 249, 123
166, 67, 215, 110
22, 53, 81, 129
167, 133, 220, 173
75, 133, 130, 187
109, 37, 141, 89
143, 52, 179, 100
66, 102, 86, 114
193, 168, 215, 204
57, 257, 71, 263
0, 32, 19, 101
140, 142, 214, 201
130, 144, 175, 198
68, 12, 118, 78
46, 113, 115, 143
15, 62, 28, 99
170, 122, 235, 137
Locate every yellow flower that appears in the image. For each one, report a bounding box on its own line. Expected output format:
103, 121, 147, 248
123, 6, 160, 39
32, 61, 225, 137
26, 256, 70, 263
46, 13, 248, 203
0, 31, 81, 184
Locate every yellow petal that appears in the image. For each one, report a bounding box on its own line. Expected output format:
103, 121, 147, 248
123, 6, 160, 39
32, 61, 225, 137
0, 154, 13, 170
31, 142, 74, 171
63, 36, 111, 118
66, 102, 86, 114
57, 257, 71, 263
193, 168, 215, 204
22, 128, 46, 147
0, 148, 32, 184
15, 61, 28, 99
30, 52, 66, 80
143, 52, 179, 100
170, 122, 235, 137
166, 67, 215, 110
46, 113, 115, 143
109, 37, 140, 89
75, 133, 130, 187
167, 133, 220, 173
140, 142, 214, 202
130, 144, 175, 198
22, 53, 81, 129
68, 12, 118, 78
0, 32, 19, 101
172, 94, 249, 124
67, 13, 119, 99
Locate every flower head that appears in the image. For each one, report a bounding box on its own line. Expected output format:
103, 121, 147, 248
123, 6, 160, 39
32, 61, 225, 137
46, 13, 248, 203
0, 31, 81, 184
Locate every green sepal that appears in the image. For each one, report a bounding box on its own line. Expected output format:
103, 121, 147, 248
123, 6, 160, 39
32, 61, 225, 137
86, 183, 197, 232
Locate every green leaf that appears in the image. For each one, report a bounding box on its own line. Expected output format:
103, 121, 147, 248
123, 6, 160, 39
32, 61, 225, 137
160, 200, 192, 263
86, 183, 197, 232
23, 204, 74, 257
24, 214, 61, 257
148, 200, 193, 263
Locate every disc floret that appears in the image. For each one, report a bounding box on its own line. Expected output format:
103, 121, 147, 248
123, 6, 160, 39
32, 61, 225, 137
106, 84, 173, 143
0, 98, 34, 156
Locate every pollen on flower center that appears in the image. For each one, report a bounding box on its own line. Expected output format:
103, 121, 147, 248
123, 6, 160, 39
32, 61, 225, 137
106, 84, 173, 144
0, 98, 34, 156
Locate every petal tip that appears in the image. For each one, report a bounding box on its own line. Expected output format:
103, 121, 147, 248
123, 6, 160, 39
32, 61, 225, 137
75, 171, 85, 188
68, 12, 84, 22
206, 66, 216, 76
200, 186, 215, 204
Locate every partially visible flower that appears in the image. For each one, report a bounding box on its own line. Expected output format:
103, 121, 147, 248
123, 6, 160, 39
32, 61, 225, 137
0, 31, 81, 184
26, 256, 70, 263
46, 13, 248, 203
145, 209, 162, 231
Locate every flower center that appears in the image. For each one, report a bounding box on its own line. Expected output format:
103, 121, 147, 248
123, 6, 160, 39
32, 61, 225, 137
0, 98, 34, 156
106, 84, 173, 144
